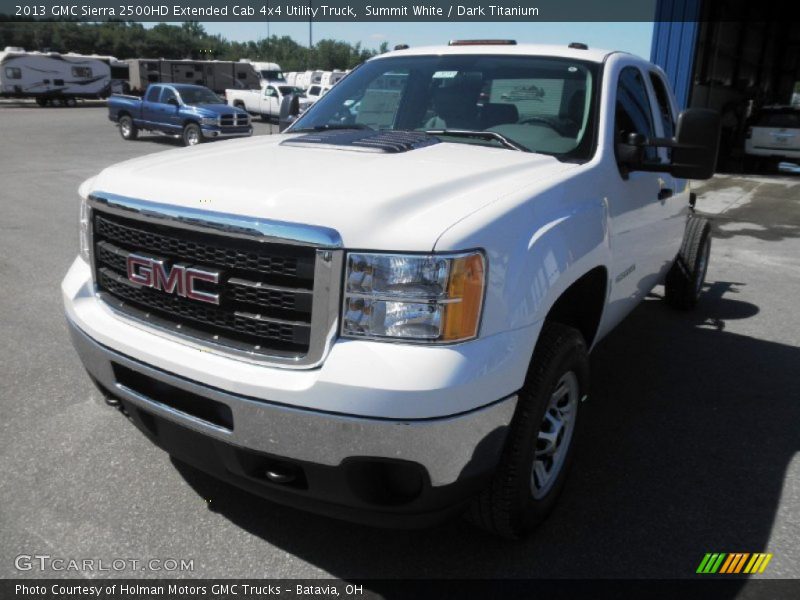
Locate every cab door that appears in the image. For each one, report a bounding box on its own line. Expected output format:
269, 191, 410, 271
141, 85, 163, 125
261, 86, 279, 116
158, 86, 182, 132
602, 65, 678, 330
645, 70, 691, 281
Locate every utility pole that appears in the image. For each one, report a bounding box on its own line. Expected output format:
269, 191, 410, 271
266, 0, 270, 60
308, 0, 313, 69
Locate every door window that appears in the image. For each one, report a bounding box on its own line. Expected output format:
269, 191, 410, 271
615, 67, 657, 162
160, 87, 178, 105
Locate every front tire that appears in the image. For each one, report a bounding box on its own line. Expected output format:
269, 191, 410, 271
665, 216, 711, 310
182, 123, 202, 147
118, 115, 138, 140
469, 322, 589, 539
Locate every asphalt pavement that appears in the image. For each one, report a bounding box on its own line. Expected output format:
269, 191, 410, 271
1, 102, 798, 586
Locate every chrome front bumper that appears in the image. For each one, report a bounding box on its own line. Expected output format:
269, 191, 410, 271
201, 126, 253, 138
68, 319, 516, 487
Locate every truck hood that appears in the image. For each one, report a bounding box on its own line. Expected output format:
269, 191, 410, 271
90, 134, 575, 250
186, 103, 248, 117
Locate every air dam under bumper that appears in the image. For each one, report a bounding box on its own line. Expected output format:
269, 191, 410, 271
67, 321, 517, 526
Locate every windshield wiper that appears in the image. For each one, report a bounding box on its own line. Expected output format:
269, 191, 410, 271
291, 124, 373, 133
424, 129, 528, 152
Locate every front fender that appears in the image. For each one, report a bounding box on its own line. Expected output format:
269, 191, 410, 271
435, 170, 611, 344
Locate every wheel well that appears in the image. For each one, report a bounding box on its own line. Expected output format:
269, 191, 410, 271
544, 266, 608, 347
118, 111, 130, 120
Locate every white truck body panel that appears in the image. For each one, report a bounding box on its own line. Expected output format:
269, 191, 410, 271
63, 44, 704, 522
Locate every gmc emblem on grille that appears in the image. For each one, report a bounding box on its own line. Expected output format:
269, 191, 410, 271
126, 253, 220, 305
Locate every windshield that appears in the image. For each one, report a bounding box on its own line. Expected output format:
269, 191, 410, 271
179, 87, 224, 105
278, 86, 304, 96
291, 55, 598, 158
262, 70, 285, 81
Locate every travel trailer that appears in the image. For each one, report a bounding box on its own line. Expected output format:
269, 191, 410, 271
321, 70, 347, 86
293, 70, 324, 90
125, 59, 260, 95
0, 47, 111, 105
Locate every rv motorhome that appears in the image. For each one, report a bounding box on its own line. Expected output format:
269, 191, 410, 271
0, 47, 111, 106
239, 59, 285, 82
125, 59, 260, 95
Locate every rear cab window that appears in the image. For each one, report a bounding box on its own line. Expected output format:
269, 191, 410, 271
145, 86, 161, 103
648, 72, 675, 139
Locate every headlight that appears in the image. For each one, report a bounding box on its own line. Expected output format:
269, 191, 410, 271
79, 195, 91, 263
342, 251, 486, 343
201, 117, 219, 126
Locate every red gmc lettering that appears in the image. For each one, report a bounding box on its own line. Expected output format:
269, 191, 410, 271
126, 254, 219, 305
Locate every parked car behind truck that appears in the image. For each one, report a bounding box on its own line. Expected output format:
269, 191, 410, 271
744, 106, 800, 172
226, 81, 310, 121
64, 42, 720, 538
108, 83, 252, 146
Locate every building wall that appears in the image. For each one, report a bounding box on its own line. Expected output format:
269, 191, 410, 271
650, 0, 702, 110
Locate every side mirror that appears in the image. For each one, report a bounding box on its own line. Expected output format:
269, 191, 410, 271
279, 94, 301, 132
615, 109, 721, 180
616, 132, 646, 169
670, 108, 721, 180
167, 98, 179, 107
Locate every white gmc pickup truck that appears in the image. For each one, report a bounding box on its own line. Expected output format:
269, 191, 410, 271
63, 42, 720, 538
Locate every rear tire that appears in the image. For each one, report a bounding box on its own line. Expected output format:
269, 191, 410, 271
35, 97, 48, 107
118, 115, 138, 140
468, 322, 589, 539
64, 97, 77, 107
665, 216, 711, 310
182, 123, 202, 147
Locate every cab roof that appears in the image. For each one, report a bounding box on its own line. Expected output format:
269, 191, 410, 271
374, 43, 619, 64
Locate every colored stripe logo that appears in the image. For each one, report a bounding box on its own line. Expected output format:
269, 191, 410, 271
697, 553, 773, 574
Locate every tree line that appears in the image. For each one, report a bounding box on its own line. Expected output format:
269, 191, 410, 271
0, 20, 390, 70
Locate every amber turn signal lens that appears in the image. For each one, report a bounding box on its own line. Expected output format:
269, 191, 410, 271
441, 253, 486, 341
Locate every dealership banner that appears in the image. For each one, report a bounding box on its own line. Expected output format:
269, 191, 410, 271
5, 579, 800, 600
2, 0, 681, 23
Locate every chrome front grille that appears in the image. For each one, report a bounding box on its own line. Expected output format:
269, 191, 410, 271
88, 194, 342, 367
219, 113, 250, 128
